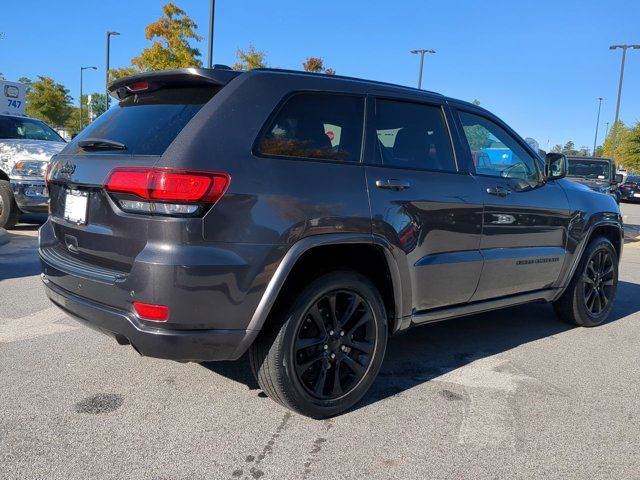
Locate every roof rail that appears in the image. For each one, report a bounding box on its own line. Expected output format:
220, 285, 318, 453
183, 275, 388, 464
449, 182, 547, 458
252, 67, 443, 96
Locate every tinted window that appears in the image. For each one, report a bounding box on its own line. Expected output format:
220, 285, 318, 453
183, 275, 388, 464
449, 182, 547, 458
626, 175, 640, 183
258, 93, 364, 162
374, 100, 456, 172
68, 87, 216, 155
567, 159, 610, 179
458, 111, 539, 181
0, 116, 63, 142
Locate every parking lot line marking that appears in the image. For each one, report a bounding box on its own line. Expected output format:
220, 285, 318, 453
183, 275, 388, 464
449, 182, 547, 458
437, 357, 532, 450
0, 307, 78, 343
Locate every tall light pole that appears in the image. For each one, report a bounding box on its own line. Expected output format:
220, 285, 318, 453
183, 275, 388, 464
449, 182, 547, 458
80, 66, 97, 131
593, 97, 603, 156
106, 31, 120, 109
207, 0, 215, 68
410, 49, 435, 89
609, 44, 640, 158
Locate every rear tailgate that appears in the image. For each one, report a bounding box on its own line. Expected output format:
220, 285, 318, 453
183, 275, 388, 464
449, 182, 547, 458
45, 69, 238, 273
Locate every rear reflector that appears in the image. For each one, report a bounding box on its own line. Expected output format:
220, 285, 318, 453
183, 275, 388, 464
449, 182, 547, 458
133, 302, 170, 321
105, 167, 230, 204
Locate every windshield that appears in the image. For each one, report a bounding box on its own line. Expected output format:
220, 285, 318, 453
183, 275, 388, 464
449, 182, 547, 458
0, 116, 64, 142
567, 159, 609, 180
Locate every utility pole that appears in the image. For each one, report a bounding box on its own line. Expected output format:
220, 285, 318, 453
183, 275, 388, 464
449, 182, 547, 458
207, 0, 215, 68
80, 66, 97, 131
410, 49, 436, 89
106, 31, 120, 109
593, 97, 603, 156
609, 44, 640, 158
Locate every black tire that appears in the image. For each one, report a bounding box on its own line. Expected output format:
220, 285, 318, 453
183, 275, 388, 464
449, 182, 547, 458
553, 237, 618, 327
249, 270, 388, 418
0, 179, 20, 229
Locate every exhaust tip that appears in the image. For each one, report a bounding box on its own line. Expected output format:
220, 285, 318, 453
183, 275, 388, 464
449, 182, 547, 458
114, 334, 130, 346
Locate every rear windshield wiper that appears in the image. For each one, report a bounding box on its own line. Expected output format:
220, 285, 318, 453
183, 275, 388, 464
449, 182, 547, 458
77, 138, 127, 151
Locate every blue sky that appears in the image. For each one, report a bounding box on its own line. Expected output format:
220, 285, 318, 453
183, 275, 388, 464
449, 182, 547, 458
2, 0, 639, 150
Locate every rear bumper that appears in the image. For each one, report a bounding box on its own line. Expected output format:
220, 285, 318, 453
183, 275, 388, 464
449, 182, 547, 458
42, 275, 258, 362
11, 179, 49, 213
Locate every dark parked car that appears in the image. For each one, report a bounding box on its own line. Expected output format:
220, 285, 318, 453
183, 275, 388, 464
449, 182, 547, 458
40, 68, 623, 418
566, 156, 623, 203
620, 174, 640, 202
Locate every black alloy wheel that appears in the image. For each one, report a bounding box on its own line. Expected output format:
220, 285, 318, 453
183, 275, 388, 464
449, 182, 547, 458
582, 248, 615, 315
293, 290, 376, 400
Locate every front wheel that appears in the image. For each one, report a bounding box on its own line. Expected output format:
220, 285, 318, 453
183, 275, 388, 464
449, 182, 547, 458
553, 237, 619, 327
250, 270, 388, 418
0, 180, 20, 229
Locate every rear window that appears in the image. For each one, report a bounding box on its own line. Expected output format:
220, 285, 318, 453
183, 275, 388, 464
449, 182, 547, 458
257, 93, 364, 162
68, 87, 216, 155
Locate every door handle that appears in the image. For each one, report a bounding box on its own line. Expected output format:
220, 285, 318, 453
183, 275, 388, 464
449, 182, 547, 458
486, 186, 511, 197
375, 179, 411, 191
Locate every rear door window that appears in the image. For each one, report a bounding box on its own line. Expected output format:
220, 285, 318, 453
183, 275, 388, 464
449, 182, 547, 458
373, 99, 456, 172
257, 93, 365, 162
67, 86, 217, 155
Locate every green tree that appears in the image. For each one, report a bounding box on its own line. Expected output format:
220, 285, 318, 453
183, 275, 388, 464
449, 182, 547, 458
81, 93, 107, 119
551, 144, 563, 153
601, 120, 629, 163
18, 77, 33, 95
302, 57, 335, 75
463, 125, 490, 152
621, 122, 640, 172
561, 141, 579, 156
110, 2, 202, 79
232, 43, 268, 70
594, 145, 605, 157
471, 99, 481, 106
25, 76, 74, 128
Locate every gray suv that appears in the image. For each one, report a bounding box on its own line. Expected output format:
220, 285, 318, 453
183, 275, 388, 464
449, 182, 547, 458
40, 67, 623, 418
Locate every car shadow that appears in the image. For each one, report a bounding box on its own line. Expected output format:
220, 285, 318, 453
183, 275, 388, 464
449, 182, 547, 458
0, 215, 45, 281
200, 279, 640, 414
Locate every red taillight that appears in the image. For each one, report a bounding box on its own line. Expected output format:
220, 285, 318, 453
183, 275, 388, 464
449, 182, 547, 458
133, 302, 169, 321
126, 81, 149, 92
105, 167, 230, 204
44, 162, 53, 186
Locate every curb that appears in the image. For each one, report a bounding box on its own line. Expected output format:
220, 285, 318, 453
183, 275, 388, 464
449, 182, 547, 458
0, 227, 9, 247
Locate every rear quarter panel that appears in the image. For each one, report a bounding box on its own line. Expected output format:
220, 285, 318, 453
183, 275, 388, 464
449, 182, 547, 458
160, 71, 372, 245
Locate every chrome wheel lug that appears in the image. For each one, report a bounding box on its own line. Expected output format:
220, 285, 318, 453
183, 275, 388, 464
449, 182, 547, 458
330, 353, 336, 359
329, 330, 334, 336
341, 345, 347, 352
324, 344, 329, 350
340, 331, 345, 337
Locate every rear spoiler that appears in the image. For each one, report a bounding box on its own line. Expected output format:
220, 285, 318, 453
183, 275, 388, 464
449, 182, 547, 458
108, 67, 242, 100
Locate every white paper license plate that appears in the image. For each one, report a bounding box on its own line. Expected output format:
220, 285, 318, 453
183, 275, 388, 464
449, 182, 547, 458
64, 190, 89, 224
633, 193, 640, 198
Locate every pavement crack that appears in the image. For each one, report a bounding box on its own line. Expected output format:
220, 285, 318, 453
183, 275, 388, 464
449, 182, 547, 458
301, 419, 332, 479
231, 411, 292, 480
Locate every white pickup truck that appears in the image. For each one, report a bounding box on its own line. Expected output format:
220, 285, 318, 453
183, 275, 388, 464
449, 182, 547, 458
0, 80, 66, 228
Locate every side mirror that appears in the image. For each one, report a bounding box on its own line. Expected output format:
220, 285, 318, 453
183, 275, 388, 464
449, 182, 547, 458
615, 173, 623, 184
545, 153, 567, 180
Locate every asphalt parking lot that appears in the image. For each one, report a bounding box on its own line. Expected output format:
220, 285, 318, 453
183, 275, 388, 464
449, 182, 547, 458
2, 207, 640, 480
